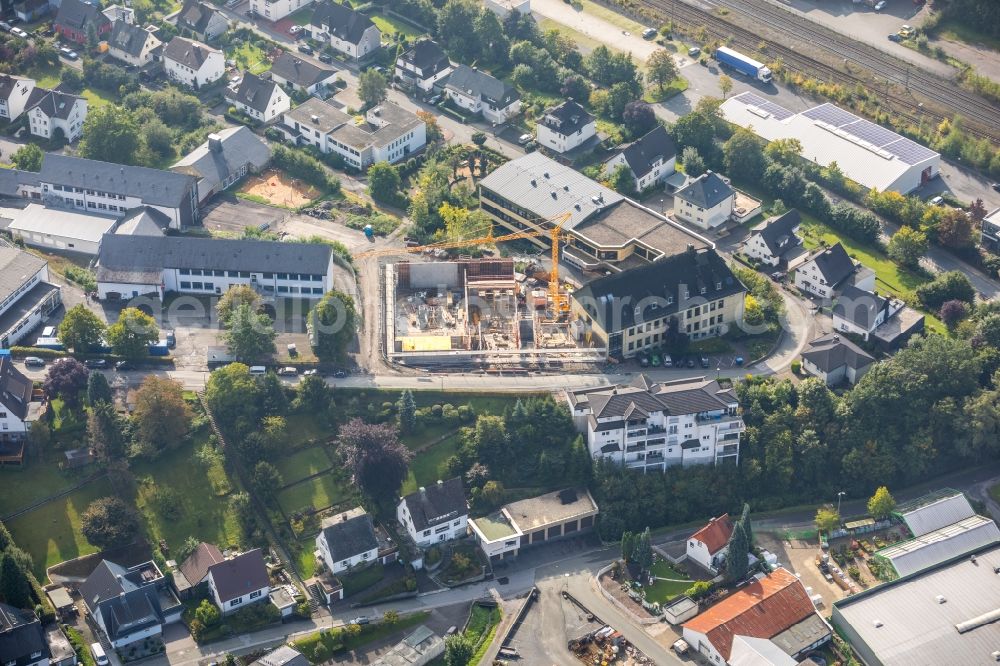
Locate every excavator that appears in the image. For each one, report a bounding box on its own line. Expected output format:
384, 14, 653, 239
355, 212, 573, 314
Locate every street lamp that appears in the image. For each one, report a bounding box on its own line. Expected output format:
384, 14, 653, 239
837, 491, 846, 517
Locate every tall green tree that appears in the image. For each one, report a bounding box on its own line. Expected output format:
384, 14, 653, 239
216, 285, 262, 327
726, 521, 750, 582
867, 486, 896, 520
81, 497, 141, 549
309, 290, 357, 361
106, 307, 158, 359
815, 506, 840, 534
398, 390, 417, 434
887, 226, 928, 268
646, 49, 679, 90
80, 105, 142, 165
251, 461, 282, 502
88, 401, 126, 463
723, 128, 766, 176
222, 302, 276, 362
0, 554, 31, 609
87, 371, 114, 406
10, 143, 43, 172
443, 634, 475, 666
131, 376, 190, 458
205, 363, 262, 432
681, 146, 706, 176
634, 527, 653, 571
620, 530, 634, 563
58, 304, 106, 353
367, 161, 403, 205
338, 418, 412, 509
358, 69, 388, 108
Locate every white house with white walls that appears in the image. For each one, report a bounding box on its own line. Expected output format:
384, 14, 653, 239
205, 549, 270, 615
163, 36, 225, 88
397, 478, 468, 549
0, 74, 36, 122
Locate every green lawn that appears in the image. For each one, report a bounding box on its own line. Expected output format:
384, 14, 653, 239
284, 414, 331, 447
369, 12, 424, 39
228, 41, 270, 75
26, 63, 61, 88
341, 562, 384, 596
131, 433, 243, 555
933, 19, 1000, 52
574, 0, 646, 34
294, 538, 318, 578
642, 558, 692, 604
538, 17, 616, 53
287, 7, 313, 26
277, 471, 354, 515
6, 476, 116, 579
644, 78, 689, 102
401, 433, 460, 496
274, 446, 333, 484
0, 455, 80, 518
80, 87, 117, 108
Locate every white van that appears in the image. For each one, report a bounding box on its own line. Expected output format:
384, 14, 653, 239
42, 326, 56, 337
91, 643, 109, 666
249, 366, 267, 375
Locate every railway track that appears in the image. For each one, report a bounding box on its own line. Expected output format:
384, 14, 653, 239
631, 0, 999, 143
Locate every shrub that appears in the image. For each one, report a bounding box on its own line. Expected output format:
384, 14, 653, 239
685, 580, 712, 599
791, 359, 801, 374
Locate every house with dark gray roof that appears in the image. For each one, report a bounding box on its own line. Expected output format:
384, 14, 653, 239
14, 0, 50, 23
0, 74, 37, 123
225, 72, 289, 123
567, 375, 744, 470
25, 88, 87, 142
800, 333, 874, 386
206, 549, 270, 614
794, 242, 875, 299
95, 234, 335, 301
175, 0, 228, 41
15, 153, 200, 228
397, 478, 468, 548
0, 352, 45, 465
444, 65, 521, 124
163, 36, 224, 88
171, 126, 271, 204
536, 100, 595, 154
570, 246, 746, 358
674, 171, 735, 230
308, 1, 381, 59
741, 209, 804, 267
0, 604, 48, 666
394, 39, 452, 93
79, 560, 182, 648
268, 52, 338, 95
54, 0, 111, 44
316, 507, 379, 576
604, 125, 677, 193
107, 20, 161, 67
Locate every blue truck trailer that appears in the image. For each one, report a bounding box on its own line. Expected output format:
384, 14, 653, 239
715, 46, 772, 83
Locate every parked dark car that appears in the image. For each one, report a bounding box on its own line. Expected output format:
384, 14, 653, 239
114, 360, 132, 371
84, 359, 108, 368
887, 33, 902, 42
318, 52, 333, 64
700, 355, 710, 368
297, 44, 314, 55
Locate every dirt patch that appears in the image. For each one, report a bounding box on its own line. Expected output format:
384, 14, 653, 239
239, 169, 320, 208
597, 570, 658, 620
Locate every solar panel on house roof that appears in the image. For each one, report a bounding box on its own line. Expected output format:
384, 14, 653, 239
734, 91, 794, 120
802, 104, 857, 127
883, 137, 938, 165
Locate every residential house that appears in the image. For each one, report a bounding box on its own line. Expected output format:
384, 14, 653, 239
832, 285, 905, 340
278, 98, 425, 170
251, 646, 309, 666
206, 549, 270, 615
13, 153, 200, 228
468, 488, 598, 562
249, 0, 312, 23
686, 514, 734, 573
308, 1, 380, 60
394, 39, 452, 93
396, 477, 468, 549
79, 560, 183, 648
101, 4, 134, 25
54, 0, 111, 44
673, 171, 735, 230
0, 74, 36, 123
567, 375, 743, 471
315, 506, 380, 576
980, 207, 1000, 253
535, 100, 595, 154
484, 0, 530, 19
603, 125, 677, 193
14, 0, 50, 23
95, 234, 335, 300
172, 542, 224, 599
0, 246, 60, 353
0, 604, 49, 666
171, 126, 271, 204
225, 72, 289, 123
444, 65, 521, 124
163, 36, 225, 88
740, 209, 803, 267
800, 333, 874, 387
370, 626, 444, 666
683, 568, 831, 665
25, 88, 87, 142
570, 247, 746, 358
268, 51, 337, 95
107, 20, 162, 67
0, 353, 48, 465
793, 242, 874, 299
175, 0, 229, 41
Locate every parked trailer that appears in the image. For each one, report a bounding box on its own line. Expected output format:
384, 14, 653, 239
715, 46, 772, 83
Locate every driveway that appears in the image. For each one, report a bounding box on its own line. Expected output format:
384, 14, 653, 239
530, 0, 661, 62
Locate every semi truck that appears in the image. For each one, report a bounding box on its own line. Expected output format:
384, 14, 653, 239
715, 46, 772, 83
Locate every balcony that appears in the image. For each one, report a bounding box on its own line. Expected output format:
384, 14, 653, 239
718, 444, 739, 457
626, 443, 646, 454
720, 418, 745, 431
646, 425, 666, 435
646, 452, 664, 462
627, 430, 647, 439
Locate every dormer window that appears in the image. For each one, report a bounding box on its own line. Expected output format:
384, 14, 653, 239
700, 287, 707, 295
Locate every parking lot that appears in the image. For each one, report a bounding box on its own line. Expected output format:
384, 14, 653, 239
201, 195, 287, 235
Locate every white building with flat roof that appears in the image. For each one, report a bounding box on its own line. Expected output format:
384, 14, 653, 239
2, 203, 117, 255
0, 246, 61, 349
720, 92, 940, 193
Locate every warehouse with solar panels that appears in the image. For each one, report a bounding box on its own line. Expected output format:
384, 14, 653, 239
719, 93, 940, 194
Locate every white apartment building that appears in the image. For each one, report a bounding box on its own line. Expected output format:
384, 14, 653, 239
673, 171, 735, 230
396, 478, 468, 549
535, 100, 595, 154
308, 1, 380, 59
0, 74, 36, 122
225, 72, 289, 123
567, 375, 743, 472
444, 65, 521, 125
26, 90, 87, 142
163, 36, 225, 88
250, 0, 312, 22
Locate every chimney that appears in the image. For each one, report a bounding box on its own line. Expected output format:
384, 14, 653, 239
419, 486, 426, 495
207, 133, 223, 153
436, 479, 443, 486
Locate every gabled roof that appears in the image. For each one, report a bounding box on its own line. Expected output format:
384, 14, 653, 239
55, 0, 109, 31
108, 20, 156, 57
800, 333, 874, 374
226, 72, 280, 114
751, 209, 802, 257
38, 153, 197, 208
310, 1, 377, 44
614, 125, 676, 180
269, 51, 337, 88
573, 376, 738, 421
803, 242, 855, 286
684, 569, 819, 661
27, 88, 84, 120
400, 477, 467, 532
115, 206, 170, 237
171, 125, 270, 196
79, 560, 165, 641
675, 171, 734, 209
397, 39, 450, 78
0, 603, 48, 666
207, 549, 269, 602
176, 0, 223, 34
163, 36, 220, 70
896, 489, 975, 538
833, 285, 886, 330
691, 514, 735, 555
446, 64, 519, 108
0, 74, 33, 102
0, 247, 46, 307
252, 646, 309, 666
319, 507, 379, 562
0, 353, 34, 420
539, 100, 594, 137
177, 542, 224, 588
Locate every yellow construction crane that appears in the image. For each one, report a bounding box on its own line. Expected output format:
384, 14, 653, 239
356, 212, 573, 313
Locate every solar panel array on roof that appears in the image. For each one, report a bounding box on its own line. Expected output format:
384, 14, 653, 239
883, 138, 937, 165
847, 118, 900, 147
732, 91, 794, 121
801, 104, 936, 166
802, 104, 858, 127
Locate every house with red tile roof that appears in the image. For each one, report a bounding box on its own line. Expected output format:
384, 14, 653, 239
682, 568, 831, 665
687, 514, 735, 572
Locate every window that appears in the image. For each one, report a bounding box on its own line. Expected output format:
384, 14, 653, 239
278, 286, 289, 293
204, 282, 214, 290
277, 273, 288, 279
180, 268, 190, 275
249, 590, 262, 599
180, 281, 191, 289
423, 529, 430, 536
214, 269, 225, 276
230, 597, 243, 606
192, 282, 203, 289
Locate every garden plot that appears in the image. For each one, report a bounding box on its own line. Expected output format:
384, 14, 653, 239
239, 169, 320, 208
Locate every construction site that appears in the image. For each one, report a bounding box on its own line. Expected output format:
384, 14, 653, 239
567, 626, 656, 665
383, 259, 607, 367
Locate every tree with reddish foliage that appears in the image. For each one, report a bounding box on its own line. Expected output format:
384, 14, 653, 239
936, 208, 976, 249
622, 101, 656, 138
969, 198, 988, 223
338, 418, 412, 510
938, 299, 969, 330
43, 358, 89, 407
